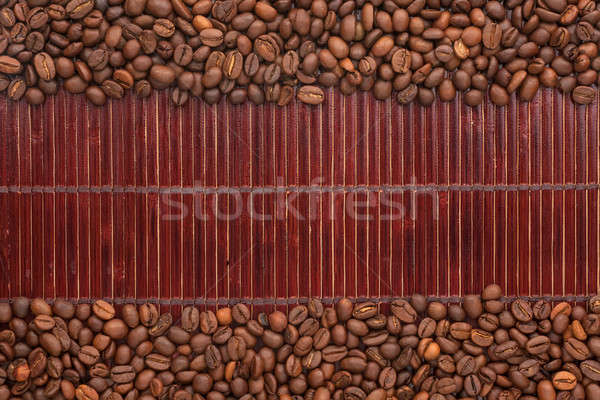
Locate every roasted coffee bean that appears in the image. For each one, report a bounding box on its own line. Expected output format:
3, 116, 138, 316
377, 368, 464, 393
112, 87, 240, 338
353, 303, 377, 320
526, 335, 550, 354
553, 371, 577, 390
572, 85, 596, 104
7, 78, 25, 100
0, 56, 22, 74
0, 0, 597, 105
297, 85, 324, 104
511, 299, 533, 322
180, 307, 199, 332
391, 300, 418, 323
66, 0, 95, 19
254, 35, 279, 62
390, 48, 411, 73
78, 346, 100, 365
92, 301, 115, 320
2, 293, 600, 400
111, 366, 135, 383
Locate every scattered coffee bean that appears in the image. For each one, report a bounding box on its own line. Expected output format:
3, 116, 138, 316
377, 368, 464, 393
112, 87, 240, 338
0, 0, 598, 106
1, 289, 599, 400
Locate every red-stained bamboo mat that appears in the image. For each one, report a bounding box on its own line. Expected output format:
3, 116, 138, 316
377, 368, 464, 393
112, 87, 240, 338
0, 87, 599, 316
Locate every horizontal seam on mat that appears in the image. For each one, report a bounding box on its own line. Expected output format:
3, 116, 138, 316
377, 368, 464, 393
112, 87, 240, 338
1, 184, 600, 194
0, 296, 593, 305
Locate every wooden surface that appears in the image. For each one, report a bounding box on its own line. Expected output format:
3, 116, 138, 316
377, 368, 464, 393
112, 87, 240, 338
0, 87, 599, 314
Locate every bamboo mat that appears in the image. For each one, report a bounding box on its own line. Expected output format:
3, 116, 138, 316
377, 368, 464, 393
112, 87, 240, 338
0, 87, 599, 315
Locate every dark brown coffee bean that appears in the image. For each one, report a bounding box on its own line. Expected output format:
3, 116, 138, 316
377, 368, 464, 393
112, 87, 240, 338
580, 360, 600, 381
526, 335, 550, 355
85, 85, 107, 105
242, 52, 258, 77
7, 78, 25, 100
471, 328, 494, 347
572, 85, 596, 104
391, 300, 417, 323
149, 64, 176, 89
145, 353, 171, 371
282, 50, 299, 75
254, 34, 279, 62
0, 56, 22, 74
32, 52, 55, 81
352, 302, 376, 320
111, 366, 135, 383
511, 299, 533, 322
66, 0, 95, 19
482, 23, 502, 49
153, 19, 175, 38
78, 346, 100, 365
390, 48, 411, 73
297, 85, 324, 104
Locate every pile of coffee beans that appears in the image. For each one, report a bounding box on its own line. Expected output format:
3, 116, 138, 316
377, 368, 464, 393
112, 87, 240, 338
1, 287, 600, 400
0, 0, 600, 106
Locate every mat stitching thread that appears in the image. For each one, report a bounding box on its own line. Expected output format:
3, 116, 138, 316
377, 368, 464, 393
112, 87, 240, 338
0, 295, 593, 305
1, 183, 600, 194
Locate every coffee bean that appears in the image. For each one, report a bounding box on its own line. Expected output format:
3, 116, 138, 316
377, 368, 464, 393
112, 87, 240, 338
0, 55, 22, 74
553, 371, 577, 390
75, 384, 98, 400
572, 85, 596, 104
396, 83, 418, 104
564, 337, 591, 360
352, 302, 376, 320
511, 299, 533, 322
254, 34, 279, 62
7, 78, 25, 100
0, 0, 597, 106
297, 85, 324, 104
85, 85, 107, 105
92, 300, 115, 320
78, 345, 100, 365
153, 18, 175, 38
390, 48, 411, 73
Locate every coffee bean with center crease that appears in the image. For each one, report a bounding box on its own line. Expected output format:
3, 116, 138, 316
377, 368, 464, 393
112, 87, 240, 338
75, 385, 98, 400
391, 300, 418, 323
145, 353, 171, 370
397, 84, 418, 104
3, 294, 600, 399
297, 85, 324, 104
483, 23, 503, 49
390, 48, 411, 73
464, 374, 482, 396
0, 0, 598, 106
180, 306, 199, 332
282, 50, 299, 75
200, 29, 223, 47
572, 86, 596, 104
66, 0, 95, 19
231, 303, 250, 324
28, 348, 47, 378
204, 344, 222, 369
511, 299, 533, 322
494, 340, 519, 359
153, 19, 175, 38
110, 366, 135, 383
254, 34, 279, 62
553, 371, 577, 390
7, 79, 27, 101
32, 52, 55, 81
78, 346, 100, 365
0, 56, 22, 74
